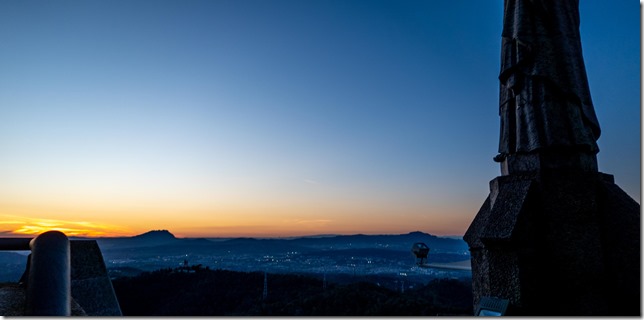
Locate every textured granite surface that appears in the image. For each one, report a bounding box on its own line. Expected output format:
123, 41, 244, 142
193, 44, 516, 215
465, 171, 640, 315
0, 284, 87, 316
0, 240, 122, 316
70, 240, 123, 316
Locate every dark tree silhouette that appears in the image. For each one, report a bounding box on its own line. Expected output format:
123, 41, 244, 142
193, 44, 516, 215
112, 266, 473, 316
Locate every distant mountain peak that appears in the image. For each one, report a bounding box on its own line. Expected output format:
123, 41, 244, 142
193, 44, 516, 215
132, 230, 176, 240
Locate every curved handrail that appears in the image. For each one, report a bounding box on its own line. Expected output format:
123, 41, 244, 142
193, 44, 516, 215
24, 231, 71, 316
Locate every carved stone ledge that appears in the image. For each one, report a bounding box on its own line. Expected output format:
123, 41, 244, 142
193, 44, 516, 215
500, 150, 598, 176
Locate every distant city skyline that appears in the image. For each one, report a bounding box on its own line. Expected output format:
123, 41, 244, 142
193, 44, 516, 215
0, 0, 639, 238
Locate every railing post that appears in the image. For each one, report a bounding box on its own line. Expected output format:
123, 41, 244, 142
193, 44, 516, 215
0, 238, 31, 250
25, 231, 71, 316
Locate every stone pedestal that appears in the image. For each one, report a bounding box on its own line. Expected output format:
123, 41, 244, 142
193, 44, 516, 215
464, 153, 640, 315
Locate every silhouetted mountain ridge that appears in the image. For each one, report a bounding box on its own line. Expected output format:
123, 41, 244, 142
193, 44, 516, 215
96, 230, 466, 257
95, 230, 181, 250
131, 229, 176, 241
284, 231, 463, 252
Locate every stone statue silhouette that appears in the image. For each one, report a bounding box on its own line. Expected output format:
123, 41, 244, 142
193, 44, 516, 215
495, 0, 601, 162
467, 1, 640, 315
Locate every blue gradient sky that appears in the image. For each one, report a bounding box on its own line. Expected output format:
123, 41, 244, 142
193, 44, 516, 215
0, 0, 639, 237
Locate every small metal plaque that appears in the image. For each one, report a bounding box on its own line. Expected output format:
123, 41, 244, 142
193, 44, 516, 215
475, 296, 509, 316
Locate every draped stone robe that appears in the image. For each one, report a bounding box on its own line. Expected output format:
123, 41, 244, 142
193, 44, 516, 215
498, 0, 601, 157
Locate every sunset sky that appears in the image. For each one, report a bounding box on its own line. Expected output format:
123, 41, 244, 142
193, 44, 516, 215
0, 0, 639, 238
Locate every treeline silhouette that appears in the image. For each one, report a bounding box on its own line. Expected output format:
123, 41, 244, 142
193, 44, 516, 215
112, 266, 473, 316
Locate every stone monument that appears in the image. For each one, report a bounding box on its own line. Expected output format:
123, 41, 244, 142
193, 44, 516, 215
464, 0, 640, 316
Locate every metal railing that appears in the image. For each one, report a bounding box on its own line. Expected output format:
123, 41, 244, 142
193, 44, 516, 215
0, 231, 71, 316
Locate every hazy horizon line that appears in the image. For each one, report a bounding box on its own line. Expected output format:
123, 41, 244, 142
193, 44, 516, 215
2, 229, 465, 240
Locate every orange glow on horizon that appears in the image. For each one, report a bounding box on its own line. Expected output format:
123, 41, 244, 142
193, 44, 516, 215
1, 214, 134, 238
1, 213, 468, 239
0, 196, 477, 238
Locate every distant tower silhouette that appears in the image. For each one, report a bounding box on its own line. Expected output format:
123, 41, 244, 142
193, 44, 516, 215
262, 272, 268, 300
